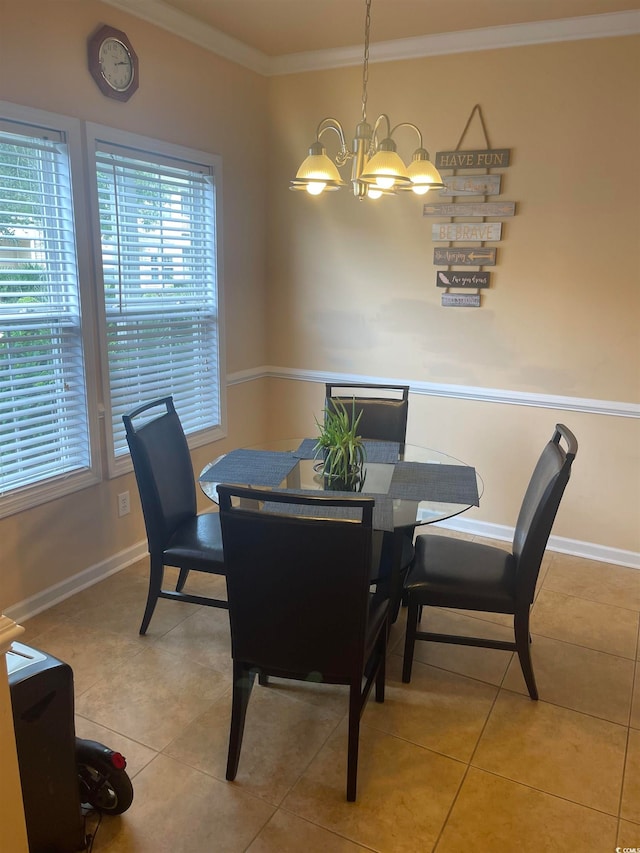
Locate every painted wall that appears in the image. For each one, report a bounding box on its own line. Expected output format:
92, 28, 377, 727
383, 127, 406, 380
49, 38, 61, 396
266, 35, 640, 555
0, 1, 270, 610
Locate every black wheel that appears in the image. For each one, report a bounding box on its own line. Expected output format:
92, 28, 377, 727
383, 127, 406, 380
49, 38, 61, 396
78, 758, 134, 815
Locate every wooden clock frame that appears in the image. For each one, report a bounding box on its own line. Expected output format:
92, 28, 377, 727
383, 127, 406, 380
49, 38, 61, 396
88, 24, 139, 102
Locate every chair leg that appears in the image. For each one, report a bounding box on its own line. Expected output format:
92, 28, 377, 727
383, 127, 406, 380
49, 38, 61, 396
176, 568, 189, 592
346, 683, 361, 802
402, 603, 420, 683
514, 609, 538, 700
226, 663, 256, 781
139, 556, 164, 635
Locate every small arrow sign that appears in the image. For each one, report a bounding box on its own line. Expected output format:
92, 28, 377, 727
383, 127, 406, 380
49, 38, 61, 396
433, 247, 497, 265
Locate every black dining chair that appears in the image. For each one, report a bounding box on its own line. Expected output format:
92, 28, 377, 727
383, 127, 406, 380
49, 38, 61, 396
123, 396, 227, 635
325, 382, 413, 621
325, 382, 410, 446
402, 424, 578, 700
217, 485, 389, 802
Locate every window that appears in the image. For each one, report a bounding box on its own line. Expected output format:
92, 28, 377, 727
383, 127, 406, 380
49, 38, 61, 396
87, 127, 225, 475
0, 107, 99, 516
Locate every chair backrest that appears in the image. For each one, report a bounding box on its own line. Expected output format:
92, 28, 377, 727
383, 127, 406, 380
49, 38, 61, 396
217, 485, 375, 682
513, 423, 578, 604
123, 396, 196, 552
325, 383, 410, 444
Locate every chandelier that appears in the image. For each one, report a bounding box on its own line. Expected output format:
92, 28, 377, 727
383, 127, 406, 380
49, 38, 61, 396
290, 0, 444, 200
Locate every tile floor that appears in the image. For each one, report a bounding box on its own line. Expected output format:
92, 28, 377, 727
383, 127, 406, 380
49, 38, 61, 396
19, 531, 640, 853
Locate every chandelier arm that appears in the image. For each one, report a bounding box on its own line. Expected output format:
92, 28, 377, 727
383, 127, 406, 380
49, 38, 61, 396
316, 119, 351, 163
370, 114, 392, 154
316, 118, 347, 146
389, 122, 424, 149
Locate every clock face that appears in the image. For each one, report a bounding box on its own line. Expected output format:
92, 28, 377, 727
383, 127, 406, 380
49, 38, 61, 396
99, 38, 134, 92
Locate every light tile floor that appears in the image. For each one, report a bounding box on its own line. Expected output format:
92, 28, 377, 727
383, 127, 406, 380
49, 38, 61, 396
19, 532, 640, 853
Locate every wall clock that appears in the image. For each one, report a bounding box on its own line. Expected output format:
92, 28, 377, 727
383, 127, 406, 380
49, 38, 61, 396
88, 25, 139, 102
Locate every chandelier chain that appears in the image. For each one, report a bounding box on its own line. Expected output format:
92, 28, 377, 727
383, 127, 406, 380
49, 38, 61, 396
361, 0, 372, 123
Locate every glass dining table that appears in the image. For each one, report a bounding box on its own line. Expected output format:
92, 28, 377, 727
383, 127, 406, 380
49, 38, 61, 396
199, 437, 483, 619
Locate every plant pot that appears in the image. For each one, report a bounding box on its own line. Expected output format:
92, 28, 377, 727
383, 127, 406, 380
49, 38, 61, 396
323, 466, 366, 492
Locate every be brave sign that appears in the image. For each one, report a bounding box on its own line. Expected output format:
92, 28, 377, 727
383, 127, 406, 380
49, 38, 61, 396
432, 222, 502, 242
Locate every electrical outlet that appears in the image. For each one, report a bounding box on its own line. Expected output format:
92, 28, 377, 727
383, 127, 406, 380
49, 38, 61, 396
117, 491, 130, 517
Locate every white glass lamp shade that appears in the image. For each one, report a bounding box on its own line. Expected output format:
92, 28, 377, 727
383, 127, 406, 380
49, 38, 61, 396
289, 142, 344, 193
359, 139, 411, 189
404, 149, 445, 194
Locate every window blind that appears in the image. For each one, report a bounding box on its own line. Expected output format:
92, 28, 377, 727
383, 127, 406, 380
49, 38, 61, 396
0, 125, 90, 494
94, 146, 221, 458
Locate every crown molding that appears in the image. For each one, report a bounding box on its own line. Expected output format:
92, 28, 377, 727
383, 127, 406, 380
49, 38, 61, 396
101, 0, 271, 74
272, 11, 640, 74
101, 3, 640, 76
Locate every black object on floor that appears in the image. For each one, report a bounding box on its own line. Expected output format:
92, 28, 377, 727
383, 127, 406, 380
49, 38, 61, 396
8, 642, 87, 852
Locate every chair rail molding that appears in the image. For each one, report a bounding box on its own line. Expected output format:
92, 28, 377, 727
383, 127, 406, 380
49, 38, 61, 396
227, 365, 640, 420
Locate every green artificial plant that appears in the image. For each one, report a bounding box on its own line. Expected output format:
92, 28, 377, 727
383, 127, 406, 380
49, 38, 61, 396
314, 398, 367, 490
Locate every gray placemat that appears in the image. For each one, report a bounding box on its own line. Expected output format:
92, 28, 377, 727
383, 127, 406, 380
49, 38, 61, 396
362, 440, 400, 463
389, 462, 479, 506
293, 438, 319, 459
263, 491, 394, 531
199, 449, 298, 487
293, 437, 400, 463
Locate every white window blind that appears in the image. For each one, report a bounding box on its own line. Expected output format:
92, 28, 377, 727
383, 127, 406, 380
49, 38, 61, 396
94, 142, 221, 462
0, 122, 91, 497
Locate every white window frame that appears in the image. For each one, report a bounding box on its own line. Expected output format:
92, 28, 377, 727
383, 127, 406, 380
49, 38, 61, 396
85, 124, 226, 478
0, 101, 101, 519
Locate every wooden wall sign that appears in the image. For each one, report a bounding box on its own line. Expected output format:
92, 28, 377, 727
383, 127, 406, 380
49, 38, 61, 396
424, 201, 515, 218
442, 294, 481, 307
432, 222, 502, 242
439, 175, 501, 197
435, 149, 510, 169
429, 108, 514, 308
433, 247, 496, 266
437, 271, 490, 289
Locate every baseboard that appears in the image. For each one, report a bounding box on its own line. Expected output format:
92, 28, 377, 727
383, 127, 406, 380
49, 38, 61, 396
5, 541, 148, 626
427, 515, 640, 570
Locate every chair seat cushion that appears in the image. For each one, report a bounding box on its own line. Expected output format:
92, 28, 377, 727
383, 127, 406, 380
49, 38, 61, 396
163, 511, 225, 572
405, 534, 517, 613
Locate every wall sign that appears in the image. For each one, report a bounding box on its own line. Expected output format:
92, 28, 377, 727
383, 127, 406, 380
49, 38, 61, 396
439, 175, 501, 197
433, 247, 496, 266
435, 148, 510, 169
437, 271, 490, 289
441, 294, 481, 307
424, 201, 515, 218
432, 222, 502, 242
428, 105, 517, 308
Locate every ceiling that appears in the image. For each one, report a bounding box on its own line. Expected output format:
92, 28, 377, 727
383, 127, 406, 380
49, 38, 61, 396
106, 0, 639, 57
